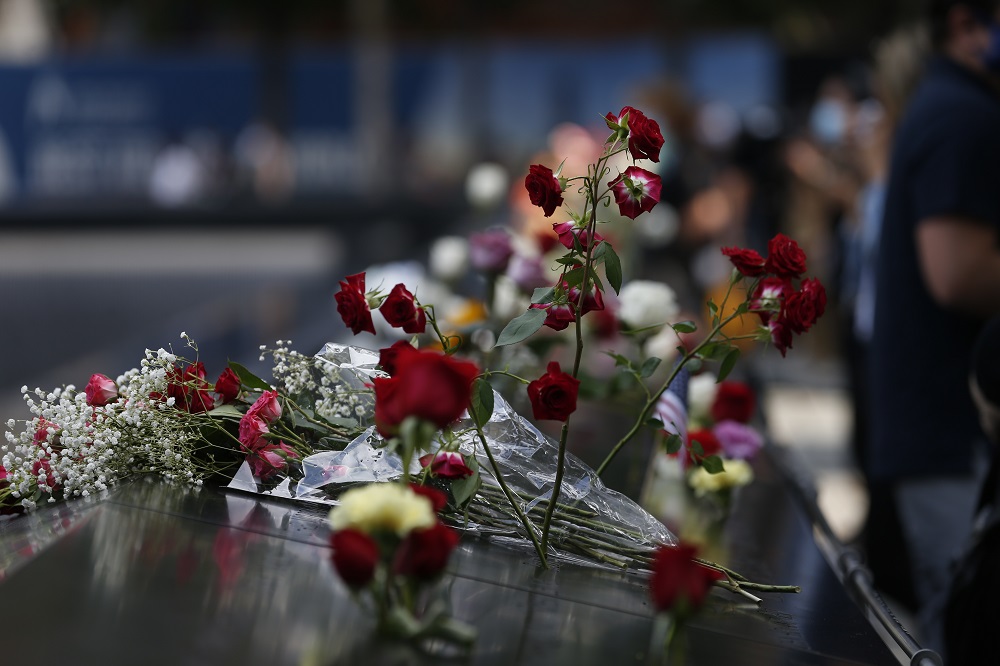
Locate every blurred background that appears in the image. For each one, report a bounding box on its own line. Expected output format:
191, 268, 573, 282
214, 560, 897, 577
0, 0, 930, 540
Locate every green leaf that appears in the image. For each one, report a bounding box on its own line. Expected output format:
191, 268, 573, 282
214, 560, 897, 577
734, 301, 749, 315
664, 433, 683, 455
697, 341, 732, 362
603, 243, 623, 294
603, 351, 632, 368
639, 356, 661, 378
530, 287, 555, 305
701, 455, 725, 474
646, 417, 664, 429
495, 309, 547, 347
707, 301, 719, 317
562, 266, 585, 288
207, 404, 243, 419
469, 378, 495, 428
229, 362, 272, 392
672, 320, 697, 334
450, 458, 481, 507
718, 347, 741, 383
690, 439, 704, 456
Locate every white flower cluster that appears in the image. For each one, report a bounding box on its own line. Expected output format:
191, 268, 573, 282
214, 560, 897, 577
2, 347, 206, 511
265, 341, 373, 424
617, 280, 680, 332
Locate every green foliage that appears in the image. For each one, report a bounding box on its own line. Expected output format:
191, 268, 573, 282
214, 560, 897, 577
495, 308, 547, 347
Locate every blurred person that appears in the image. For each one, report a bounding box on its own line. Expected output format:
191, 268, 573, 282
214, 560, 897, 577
869, 0, 1000, 653
148, 135, 206, 208
234, 119, 296, 204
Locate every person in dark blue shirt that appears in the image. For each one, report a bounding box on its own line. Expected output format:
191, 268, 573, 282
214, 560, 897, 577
869, 0, 1000, 654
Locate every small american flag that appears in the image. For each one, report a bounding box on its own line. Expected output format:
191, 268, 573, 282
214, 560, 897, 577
654, 366, 689, 443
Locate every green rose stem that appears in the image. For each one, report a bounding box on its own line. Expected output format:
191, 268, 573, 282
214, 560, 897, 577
472, 421, 548, 568
594, 283, 755, 478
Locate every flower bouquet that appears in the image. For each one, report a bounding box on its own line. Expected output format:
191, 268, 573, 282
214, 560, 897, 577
1, 104, 825, 650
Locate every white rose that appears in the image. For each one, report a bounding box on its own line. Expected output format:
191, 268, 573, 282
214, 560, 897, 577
329, 483, 436, 536
617, 280, 679, 332
643, 326, 680, 365
688, 373, 719, 425
429, 236, 470, 282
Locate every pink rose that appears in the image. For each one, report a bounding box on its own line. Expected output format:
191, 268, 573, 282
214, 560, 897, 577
335, 272, 376, 335
238, 413, 269, 452
608, 166, 661, 219
379, 283, 427, 334
524, 164, 565, 217
712, 420, 763, 460
249, 389, 282, 423
552, 221, 604, 252
248, 442, 298, 479
214, 368, 241, 404
84, 373, 118, 407
607, 106, 664, 162
469, 230, 513, 274
419, 451, 474, 479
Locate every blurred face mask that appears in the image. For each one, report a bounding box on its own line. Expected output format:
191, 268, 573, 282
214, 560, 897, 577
809, 98, 848, 145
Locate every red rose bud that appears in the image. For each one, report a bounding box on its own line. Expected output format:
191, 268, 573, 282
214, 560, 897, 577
335, 272, 376, 335
764, 233, 807, 278
721, 246, 766, 277
331, 529, 380, 588
784, 278, 827, 334
552, 221, 604, 251
524, 164, 565, 217
393, 521, 460, 580
649, 543, 723, 615
680, 428, 722, 469
609, 166, 661, 220
710, 381, 755, 424
410, 483, 449, 513
379, 283, 427, 334
767, 318, 793, 357
372, 349, 479, 437
84, 373, 118, 407
378, 340, 418, 376
469, 229, 514, 274
214, 368, 241, 404
419, 451, 474, 479
527, 362, 580, 421
608, 106, 665, 163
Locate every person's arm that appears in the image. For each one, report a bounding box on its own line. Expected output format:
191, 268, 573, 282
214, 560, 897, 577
917, 216, 1000, 316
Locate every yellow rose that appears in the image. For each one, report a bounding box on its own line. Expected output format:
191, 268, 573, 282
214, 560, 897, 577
687, 459, 754, 496
329, 483, 436, 536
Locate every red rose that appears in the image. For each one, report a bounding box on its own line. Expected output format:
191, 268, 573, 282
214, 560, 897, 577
378, 340, 418, 376
238, 413, 269, 452
248, 389, 282, 423
649, 543, 723, 615
378, 283, 426, 334
524, 164, 565, 217
764, 233, 807, 278
721, 247, 766, 277
182, 362, 207, 383
469, 229, 514, 273
567, 281, 604, 315
84, 373, 118, 407
768, 318, 793, 357
331, 529, 381, 588
32, 458, 59, 492
410, 483, 448, 513
33, 418, 59, 448
608, 166, 661, 219
372, 350, 479, 437
187, 389, 216, 414
679, 428, 722, 469
335, 272, 376, 335
527, 362, 580, 421
530, 302, 576, 331
552, 221, 604, 251
711, 382, 755, 424
750, 277, 792, 325
607, 106, 665, 163
214, 368, 241, 404
393, 521, 460, 580
784, 278, 827, 334
419, 451, 474, 479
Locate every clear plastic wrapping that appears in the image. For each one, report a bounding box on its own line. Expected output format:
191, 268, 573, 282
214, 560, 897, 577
227, 343, 675, 570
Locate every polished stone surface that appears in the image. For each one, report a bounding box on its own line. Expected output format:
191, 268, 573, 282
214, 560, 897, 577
0, 451, 897, 665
